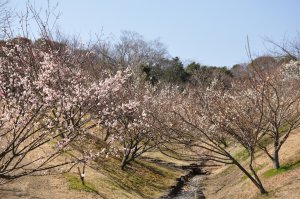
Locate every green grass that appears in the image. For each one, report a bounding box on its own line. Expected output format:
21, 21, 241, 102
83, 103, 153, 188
233, 149, 249, 161
95, 157, 183, 198
262, 159, 300, 178
278, 123, 291, 134
62, 133, 185, 198
64, 173, 99, 194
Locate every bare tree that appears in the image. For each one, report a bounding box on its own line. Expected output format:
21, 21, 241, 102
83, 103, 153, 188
0, 0, 12, 38
91, 31, 168, 77
248, 59, 300, 169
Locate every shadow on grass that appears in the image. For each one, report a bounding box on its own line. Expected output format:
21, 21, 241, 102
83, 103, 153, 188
94, 157, 180, 199
134, 160, 166, 176
233, 149, 249, 162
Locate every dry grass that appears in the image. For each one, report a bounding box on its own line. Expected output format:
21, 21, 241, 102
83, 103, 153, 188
202, 130, 300, 199
3, 123, 300, 198
142, 150, 191, 166
0, 135, 184, 199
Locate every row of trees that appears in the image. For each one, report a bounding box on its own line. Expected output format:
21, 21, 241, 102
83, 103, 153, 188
0, 36, 134, 181
157, 56, 300, 194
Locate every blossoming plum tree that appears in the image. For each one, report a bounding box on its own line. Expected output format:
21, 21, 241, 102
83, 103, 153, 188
0, 37, 129, 183
95, 78, 166, 170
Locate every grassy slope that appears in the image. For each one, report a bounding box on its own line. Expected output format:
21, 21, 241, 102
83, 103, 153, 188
77, 156, 184, 199
0, 153, 183, 199
0, 130, 185, 199
202, 131, 300, 199
64, 132, 185, 198
4, 128, 300, 198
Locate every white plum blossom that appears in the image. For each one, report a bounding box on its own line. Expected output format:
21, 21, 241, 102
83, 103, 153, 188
0, 37, 130, 181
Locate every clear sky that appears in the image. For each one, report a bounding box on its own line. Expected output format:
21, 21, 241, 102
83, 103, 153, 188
9, 0, 300, 67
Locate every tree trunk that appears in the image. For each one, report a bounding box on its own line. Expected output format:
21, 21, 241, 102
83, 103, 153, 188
273, 149, 280, 169
120, 155, 129, 170
104, 128, 110, 141
272, 129, 281, 169
249, 163, 267, 195
77, 163, 86, 185
232, 159, 268, 195
257, 184, 268, 195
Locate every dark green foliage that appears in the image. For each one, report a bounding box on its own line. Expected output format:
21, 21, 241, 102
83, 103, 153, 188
187, 62, 233, 88
186, 61, 201, 74
140, 57, 234, 87
140, 64, 160, 85
162, 57, 190, 83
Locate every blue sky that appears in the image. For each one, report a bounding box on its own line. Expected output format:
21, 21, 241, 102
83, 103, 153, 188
9, 0, 300, 67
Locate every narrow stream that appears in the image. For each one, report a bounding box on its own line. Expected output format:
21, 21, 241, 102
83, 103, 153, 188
159, 164, 208, 199
142, 157, 208, 199
171, 174, 206, 199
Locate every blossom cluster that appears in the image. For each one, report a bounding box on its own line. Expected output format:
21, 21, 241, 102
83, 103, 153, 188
0, 38, 130, 178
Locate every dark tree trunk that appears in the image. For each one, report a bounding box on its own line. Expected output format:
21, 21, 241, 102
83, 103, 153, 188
104, 128, 110, 141
120, 154, 129, 170
232, 159, 268, 195
273, 134, 280, 169
273, 149, 280, 169
257, 183, 268, 195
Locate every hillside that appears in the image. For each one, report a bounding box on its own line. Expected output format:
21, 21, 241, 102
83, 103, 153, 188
0, 155, 184, 199
0, 131, 300, 199
201, 130, 300, 199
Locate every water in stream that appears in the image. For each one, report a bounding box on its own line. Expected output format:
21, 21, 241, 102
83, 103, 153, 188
143, 157, 207, 199
159, 166, 207, 199
172, 175, 205, 199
